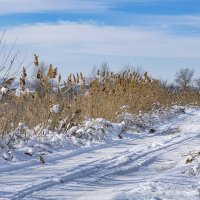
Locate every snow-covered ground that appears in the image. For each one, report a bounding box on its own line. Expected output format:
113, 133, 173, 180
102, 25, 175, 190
1, 108, 200, 199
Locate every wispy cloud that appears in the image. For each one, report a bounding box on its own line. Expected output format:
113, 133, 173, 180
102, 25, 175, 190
1, 0, 199, 16
115, 13, 200, 35
4, 21, 200, 59
0, 0, 108, 15
1, 1, 199, 37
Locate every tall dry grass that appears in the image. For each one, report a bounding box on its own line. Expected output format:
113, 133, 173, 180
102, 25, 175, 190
0, 56, 200, 136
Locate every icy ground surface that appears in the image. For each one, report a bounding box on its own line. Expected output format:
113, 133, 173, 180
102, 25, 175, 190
1, 109, 200, 199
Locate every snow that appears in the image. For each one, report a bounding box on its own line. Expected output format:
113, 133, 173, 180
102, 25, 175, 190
0, 87, 8, 94
50, 104, 60, 114
0, 107, 200, 199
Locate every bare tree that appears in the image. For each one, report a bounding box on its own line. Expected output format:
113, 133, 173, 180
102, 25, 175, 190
101, 62, 109, 73
175, 68, 194, 90
89, 65, 98, 82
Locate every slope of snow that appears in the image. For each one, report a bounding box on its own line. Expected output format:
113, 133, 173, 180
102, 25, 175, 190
0, 108, 200, 199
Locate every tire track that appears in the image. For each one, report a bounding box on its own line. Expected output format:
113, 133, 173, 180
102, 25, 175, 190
11, 132, 197, 199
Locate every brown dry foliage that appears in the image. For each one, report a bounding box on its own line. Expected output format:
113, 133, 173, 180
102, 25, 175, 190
0, 56, 200, 136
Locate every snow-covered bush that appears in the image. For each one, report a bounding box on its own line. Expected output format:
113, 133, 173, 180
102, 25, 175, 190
117, 106, 186, 132
0, 117, 126, 163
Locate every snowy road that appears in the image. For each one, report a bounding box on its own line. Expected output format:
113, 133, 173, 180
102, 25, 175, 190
1, 110, 200, 199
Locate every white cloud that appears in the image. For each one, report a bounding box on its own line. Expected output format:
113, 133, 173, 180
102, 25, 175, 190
4, 21, 200, 58
0, 0, 107, 15
0, 0, 186, 15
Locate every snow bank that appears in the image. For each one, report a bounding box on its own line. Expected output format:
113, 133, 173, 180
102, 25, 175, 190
117, 105, 187, 132
0, 118, 125, 164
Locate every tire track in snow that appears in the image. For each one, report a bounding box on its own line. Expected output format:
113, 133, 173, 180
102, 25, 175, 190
11, 132, 198, 200
0, 140, 123, 174
81, 133, 197, 180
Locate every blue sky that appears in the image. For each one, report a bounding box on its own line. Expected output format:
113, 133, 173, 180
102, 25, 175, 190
1, 0, 200, 81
